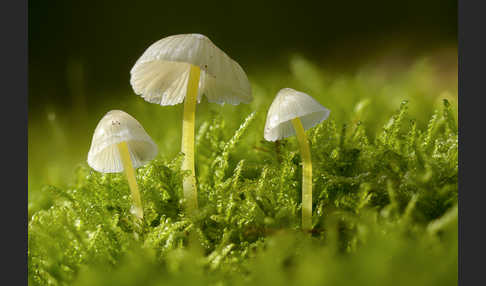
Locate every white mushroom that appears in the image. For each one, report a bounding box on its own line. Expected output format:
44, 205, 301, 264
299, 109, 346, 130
263, 88, 330, 230
264, 88, 330, 141
87, 110, 158, 219
130, 33, 252, 106
130, 33, 252, 213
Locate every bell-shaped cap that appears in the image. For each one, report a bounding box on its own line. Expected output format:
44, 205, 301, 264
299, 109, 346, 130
264, 88, 330, 141
87, 110, 158, 173
130, 33, 252, 106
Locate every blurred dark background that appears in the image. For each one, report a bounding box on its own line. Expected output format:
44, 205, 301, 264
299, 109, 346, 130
28, 0, 457, 111
28, 0, 457, 193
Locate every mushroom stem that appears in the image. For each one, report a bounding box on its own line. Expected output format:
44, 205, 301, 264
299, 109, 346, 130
181, 64, 201, 213
291, 117, 312, 230
117, 141, 144, 220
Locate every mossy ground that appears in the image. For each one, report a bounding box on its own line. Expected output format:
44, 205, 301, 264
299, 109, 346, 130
28, 54, 458, 286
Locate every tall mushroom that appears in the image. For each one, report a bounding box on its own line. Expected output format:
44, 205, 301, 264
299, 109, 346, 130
264, 88, 330, 230
87, 110, 158, 220
130, 33, 252, 214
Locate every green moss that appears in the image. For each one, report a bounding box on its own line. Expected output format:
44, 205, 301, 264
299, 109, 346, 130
28, 56, 457, 286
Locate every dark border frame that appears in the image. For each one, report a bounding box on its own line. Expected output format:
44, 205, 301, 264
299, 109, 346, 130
2, 0, 28, 284
458, 0, 486, 285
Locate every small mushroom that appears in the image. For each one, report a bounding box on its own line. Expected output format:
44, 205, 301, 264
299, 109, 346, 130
264, 88, 330, 230
130, 33, 252, 213
87, 110, 158, 220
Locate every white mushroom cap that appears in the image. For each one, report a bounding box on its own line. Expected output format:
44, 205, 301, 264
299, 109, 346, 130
130, 33, 252, 106
264, 88, 330, 141
87, 110, 158, 173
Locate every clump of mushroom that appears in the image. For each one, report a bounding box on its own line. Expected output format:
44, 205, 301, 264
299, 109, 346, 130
130, 33, 252, 214
87, 110, 158, 220
264, 88, 330, 230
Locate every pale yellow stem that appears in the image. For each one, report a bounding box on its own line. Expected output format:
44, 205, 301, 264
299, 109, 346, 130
182, 64, 201, 213
117, 141, 143, 220
291, 118, 312, 230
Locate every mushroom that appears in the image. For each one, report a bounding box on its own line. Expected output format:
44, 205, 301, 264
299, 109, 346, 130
87, 110, 158, 220
264, 88, 330, 230
130, 33, 252, 213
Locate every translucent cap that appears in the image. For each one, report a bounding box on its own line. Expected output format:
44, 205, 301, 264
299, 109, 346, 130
87, 110, 158, 173
130, 33, 252, 106
264, 88, 330, 141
